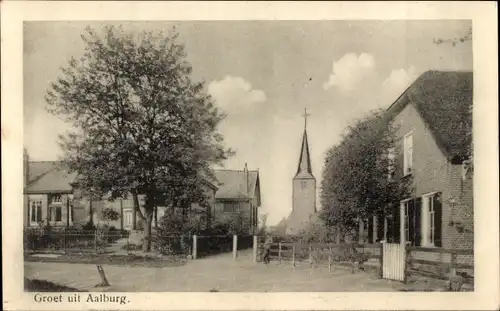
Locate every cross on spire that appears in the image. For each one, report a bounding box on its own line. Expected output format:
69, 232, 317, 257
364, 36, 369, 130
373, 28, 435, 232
302, 108, 311, 130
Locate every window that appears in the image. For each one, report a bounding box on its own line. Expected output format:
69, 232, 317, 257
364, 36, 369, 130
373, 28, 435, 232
49, 194, 62, 204
69, 199, 74, 223
124, 210, 133, 227
422, 192, 442, 247
403, 132, 413, 175
55, 206, 62, 222
429, 198, 435, 245
30, 200, 42, 224
223, 202, 239, 213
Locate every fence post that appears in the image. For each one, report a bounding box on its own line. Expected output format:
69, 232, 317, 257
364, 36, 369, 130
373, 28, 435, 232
253, 236, 258, 263
450, 252, 457, 277
278, 243, 282, 264
379, 242, 384, 279
309, 245, 313, 268
328, 246, 332, 271
292, 245, 296, 267
403, 245, 410, 284
192, 235, 198, 260
94, 230, 98, 254
126, 235, 130, 254
63, 228, 67, 254
233, 235, 237, 260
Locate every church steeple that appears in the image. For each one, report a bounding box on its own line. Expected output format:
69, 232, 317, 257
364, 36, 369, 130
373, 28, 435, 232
295, 109, 314, 178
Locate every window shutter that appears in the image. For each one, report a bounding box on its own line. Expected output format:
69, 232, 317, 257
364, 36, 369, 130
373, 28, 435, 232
433, 193, 443, 247
392, 204, 401, 243
414, 197, 422, 246
368, 217, 374, 243
377, 214, 384, 242
408, 200, 415, 245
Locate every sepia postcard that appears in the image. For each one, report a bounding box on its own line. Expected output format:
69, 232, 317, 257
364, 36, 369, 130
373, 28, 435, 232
2, 1, 499, 310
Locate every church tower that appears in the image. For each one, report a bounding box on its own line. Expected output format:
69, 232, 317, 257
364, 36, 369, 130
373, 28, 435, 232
287, 109, 316, 235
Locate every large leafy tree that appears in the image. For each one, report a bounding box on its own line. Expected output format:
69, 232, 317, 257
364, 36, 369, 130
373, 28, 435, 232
319, 110, 412, 240
46, 25, 233, 251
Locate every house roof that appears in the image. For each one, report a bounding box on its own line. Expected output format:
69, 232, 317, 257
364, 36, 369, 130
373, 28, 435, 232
387, 70, 473, 161
25, 161, 219, 194
214, 169, 260, 201
26, 161, 77, 194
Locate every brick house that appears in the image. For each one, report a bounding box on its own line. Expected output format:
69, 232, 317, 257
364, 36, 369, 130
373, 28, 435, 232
371, 70, 473, 252
23, 155, 78, 229
212, 164, 261, 235
23, 151, 260, 234
23, 151, 218, 231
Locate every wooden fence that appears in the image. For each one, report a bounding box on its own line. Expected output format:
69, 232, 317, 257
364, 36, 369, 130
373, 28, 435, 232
257, 239, 473, 285
406, 246, 474, 284
259, 242, 381, 271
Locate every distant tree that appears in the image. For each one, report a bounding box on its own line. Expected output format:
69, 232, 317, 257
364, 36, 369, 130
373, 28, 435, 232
434, 27, 472, 46
258, 213, 268, 235
319, 110, 413, 240
46, 25, 233, 252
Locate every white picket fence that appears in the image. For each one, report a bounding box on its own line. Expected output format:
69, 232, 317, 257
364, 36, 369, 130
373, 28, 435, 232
382, 242, 406, 281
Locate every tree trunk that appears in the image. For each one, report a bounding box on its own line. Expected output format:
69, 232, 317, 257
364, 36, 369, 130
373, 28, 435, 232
142, 210, 153, 252
131, 189, 146, 230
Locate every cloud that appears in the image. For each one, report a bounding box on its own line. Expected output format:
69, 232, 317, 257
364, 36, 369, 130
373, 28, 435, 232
323, 53, 376, 91
208, 76, 266, 110
381, 66, 419, 101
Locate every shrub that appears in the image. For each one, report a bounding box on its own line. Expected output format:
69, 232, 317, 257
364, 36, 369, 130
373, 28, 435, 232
98, 208, 120, 224
153, 213, 191, 255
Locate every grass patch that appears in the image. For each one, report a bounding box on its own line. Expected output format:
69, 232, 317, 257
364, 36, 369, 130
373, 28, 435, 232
25, 278, 85, 292
25, 253, 186, 268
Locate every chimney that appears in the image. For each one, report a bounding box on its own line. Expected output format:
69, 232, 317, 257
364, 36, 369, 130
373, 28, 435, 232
23, 148, 29, 191
244, 163, 249, 197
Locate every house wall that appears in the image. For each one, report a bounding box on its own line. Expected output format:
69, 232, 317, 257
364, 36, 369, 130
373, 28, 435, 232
25, 183, 219, 232
213, 200, 254, 234
392, 102, 474, 268
23, 195, 29, 228
25, 194, 73, 228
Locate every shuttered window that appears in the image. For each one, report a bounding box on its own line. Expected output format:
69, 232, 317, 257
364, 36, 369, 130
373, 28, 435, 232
420, 192, 442, 247
432, 193, 442, 247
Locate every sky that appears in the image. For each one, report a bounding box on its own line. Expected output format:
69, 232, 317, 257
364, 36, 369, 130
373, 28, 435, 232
24, 21, 473, 225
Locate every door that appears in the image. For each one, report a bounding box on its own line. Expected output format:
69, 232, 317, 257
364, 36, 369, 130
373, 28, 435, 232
123, 210, 133, 229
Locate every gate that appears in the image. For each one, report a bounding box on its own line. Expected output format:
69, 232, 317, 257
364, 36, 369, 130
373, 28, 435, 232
382, 242, 405, 281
